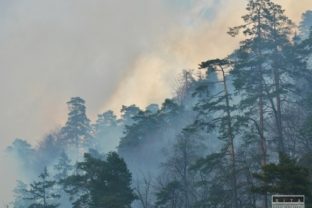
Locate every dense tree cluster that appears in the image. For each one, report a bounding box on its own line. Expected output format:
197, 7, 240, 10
7, 1, 312, 207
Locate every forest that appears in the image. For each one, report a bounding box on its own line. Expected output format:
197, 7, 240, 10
5, 0, 312, 207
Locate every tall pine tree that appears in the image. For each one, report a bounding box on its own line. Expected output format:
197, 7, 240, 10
60, 97, 93, 158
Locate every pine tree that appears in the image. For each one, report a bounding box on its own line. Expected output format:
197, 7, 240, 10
198, 59, 239, 208
229, 0, 296, 156
25, 167, 60, 208
63, 152, 136, 208
95, 111, 118, 131
253, 154, 312, 207
120, 104, 141, 127
60, 97, 93, 157
118, 108, 154, 151
118, 99, 187, 153
228, 1, 299, 206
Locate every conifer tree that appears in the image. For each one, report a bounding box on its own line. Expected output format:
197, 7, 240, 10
25, 167, 60, 208
199, 58, 239, 208
229, 0, 296, 156
60, 97, 93, 157
63, 152, 136, 208
253, 154, 312, 207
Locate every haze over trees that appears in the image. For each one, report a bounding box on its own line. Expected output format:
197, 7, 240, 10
6, 1, 312, 207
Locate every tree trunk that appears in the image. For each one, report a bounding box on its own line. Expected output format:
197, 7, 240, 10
221, 66, 238, 208
257, 6, 268, 208
272, 11, 285, 154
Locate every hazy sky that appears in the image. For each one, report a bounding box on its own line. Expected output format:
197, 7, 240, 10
0, 0, 311, 149
0, 0, 312, 204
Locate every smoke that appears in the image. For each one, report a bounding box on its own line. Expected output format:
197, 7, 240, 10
1, 0, 312, 204
1, 0, 310, 147
0, 152, 20, 205
103, 0, 244, 112
103, 0, 312, 112
274, 0, 312, 23
0, 0, 175, 147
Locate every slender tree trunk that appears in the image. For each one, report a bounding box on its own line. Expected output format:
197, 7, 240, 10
272, 12, 285, 153
274, 69, 285, 152
257, 6, 268, 208
43, 187, 47, 208
221, 66, 238, 208
259, 89, 268, 208
183, 137, 190, 208
259, 91, 266, 167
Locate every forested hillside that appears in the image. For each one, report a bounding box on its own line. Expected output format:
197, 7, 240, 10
6, 0, 312, 207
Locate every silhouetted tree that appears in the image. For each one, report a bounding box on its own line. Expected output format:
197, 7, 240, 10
63, 152, 136, 208
253, 154, 312, 207
60, 97, 93, 158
